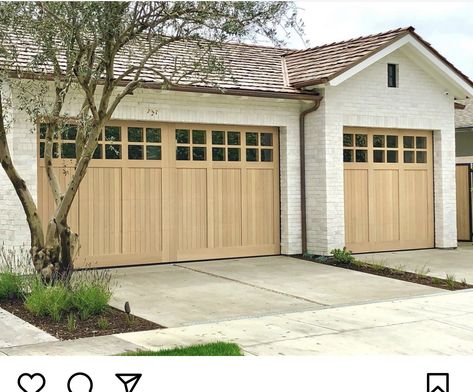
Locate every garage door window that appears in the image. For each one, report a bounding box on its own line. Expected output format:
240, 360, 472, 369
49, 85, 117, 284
403, 135, 427, 164
343, 132, 367, 162
176, 128, 207, 161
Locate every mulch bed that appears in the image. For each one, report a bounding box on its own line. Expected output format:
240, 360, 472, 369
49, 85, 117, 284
0, 298, 164, 340
298, 256, 473, 291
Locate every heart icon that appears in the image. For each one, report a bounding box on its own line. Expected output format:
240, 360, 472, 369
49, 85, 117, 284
17, 373, 46, 392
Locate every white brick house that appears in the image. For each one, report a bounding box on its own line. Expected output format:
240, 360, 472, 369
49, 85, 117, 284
1, 27, 472, 267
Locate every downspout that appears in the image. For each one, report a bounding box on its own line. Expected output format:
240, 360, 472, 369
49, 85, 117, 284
299, 98, 322, 255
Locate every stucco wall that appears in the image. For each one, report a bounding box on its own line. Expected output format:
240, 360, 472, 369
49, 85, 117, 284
0, 85, 305, 255
305, 47, 457, 254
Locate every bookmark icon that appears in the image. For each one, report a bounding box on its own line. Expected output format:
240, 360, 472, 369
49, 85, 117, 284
427, 373, 449, 392
116, 374, 142, 392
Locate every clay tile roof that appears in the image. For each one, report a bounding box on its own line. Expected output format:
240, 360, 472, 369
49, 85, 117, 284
456, 101, 473, 128
283, 27, 414, 87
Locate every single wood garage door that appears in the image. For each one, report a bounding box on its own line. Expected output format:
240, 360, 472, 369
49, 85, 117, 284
343, 127, 434, 253
38, 122, 280, 268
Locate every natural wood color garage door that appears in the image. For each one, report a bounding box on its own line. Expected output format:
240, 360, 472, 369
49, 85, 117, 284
456, 164, 472, 241
343, 128, 434, 253
38, 122, 280, 268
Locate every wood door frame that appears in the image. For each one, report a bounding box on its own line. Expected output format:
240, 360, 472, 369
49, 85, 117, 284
456, 163, 472, 242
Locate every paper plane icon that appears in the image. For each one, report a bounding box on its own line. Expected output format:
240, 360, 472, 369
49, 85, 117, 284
116, 373, 142, 392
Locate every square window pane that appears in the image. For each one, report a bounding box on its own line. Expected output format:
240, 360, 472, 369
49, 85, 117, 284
261, 133, 273, 146
128, 127, 143, 142
261, 149, 273, 162
355, 134, 367, 147
61, 125, 77, 141
176, 129, 190, 144
416, 136, 427, 149
105, 126, 121, 142
373, 135, 385, 148
343, 134, 353, 147
192, 130, 206, 145
192, 147, 206, 161
227, 132, 240, 145
128, 145, 143, 160
39, 124, 47, 139
40, 142, 59, 158
146, 128, 161, 143
403, 136, 414, 148
416, 151, 427, 163
246, 148, 258, 161
61, 143, 76, 159
212, 147, 225, 161
343, 149, 353, 162
355, 150, 367, 162
246, 132, 258, 146
39, 142, 45, 158
212, 131, 225, 145
93, 145, 102, 159
387, 135, 398, 148
403, 151, 414, 163
387, 150, 398, 163
176, 146, 190, 160
105, 144, 121, 159
373, 150, 384, 163
228, 147, 240, 161
146, 145, 161, 160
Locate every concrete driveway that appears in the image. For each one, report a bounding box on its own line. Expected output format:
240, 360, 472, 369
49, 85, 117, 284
357, 243, 473, 283
110, 256, 440, 328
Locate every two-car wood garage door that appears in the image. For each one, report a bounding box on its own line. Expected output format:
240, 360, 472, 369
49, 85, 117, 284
38, 122, 280, 268
343, 127, 434, 253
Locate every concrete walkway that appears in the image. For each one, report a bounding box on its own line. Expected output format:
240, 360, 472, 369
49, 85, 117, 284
110, 256, 439, 327
357, 243, 473, 283
3, 290, 473, 355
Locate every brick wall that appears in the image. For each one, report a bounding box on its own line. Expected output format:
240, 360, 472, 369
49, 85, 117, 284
305, 48, 457, 254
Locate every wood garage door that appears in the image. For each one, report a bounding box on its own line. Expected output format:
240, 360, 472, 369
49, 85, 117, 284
343, 127, 434, 253
38, 122, 280, 268
456, 164, 472, 241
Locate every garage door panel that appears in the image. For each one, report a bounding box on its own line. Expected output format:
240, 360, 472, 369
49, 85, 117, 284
177, 168, 208, 251
344, 128, 433, 253
213, 168, 242, 248
79, 168, 122, 259
401, 169, 432, 243
245, 169, 275, 246
344, 169, 369, 245
371, 169, 400, 243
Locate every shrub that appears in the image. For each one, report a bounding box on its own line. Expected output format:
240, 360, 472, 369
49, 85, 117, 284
71, 282, 112, 320
25, 280, 73, 322
67, 314, 77, 332
97, 317, 110, 330
0, 271, 24, 300
330, 248, 355, 264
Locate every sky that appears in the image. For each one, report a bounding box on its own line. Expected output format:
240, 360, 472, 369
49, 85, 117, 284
288, 1, 473, 79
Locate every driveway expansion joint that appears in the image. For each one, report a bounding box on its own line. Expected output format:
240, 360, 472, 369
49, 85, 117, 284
174, 263, 329, 306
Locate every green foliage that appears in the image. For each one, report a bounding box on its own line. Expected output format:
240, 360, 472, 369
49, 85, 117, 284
67, 313, 77, 332
71, 282, 111, 320
445, 273, 457, 290
122, 342, 243, 357
25, 280, 72, 322
330, 248, 355, 264
97, 317, 110, 330
370, 261, 387, 271
0, 271, 23, 300
414, 264, 431, 277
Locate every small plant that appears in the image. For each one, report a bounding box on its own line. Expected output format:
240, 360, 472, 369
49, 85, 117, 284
351, 259, 365, 268
370, 261, 386, 271
67, 314, 77, 332
125, 314, 135, 327
461, 278, 468, 286
71, 282, 112, 320
393, 264, 406, 273
432, 277, 441, 285
25, 280, 72, 322
97, 317, 110, 330
330, 248, 355, 264
414, 264, 431, 276
0, 271, 24, 300
445, 274, 457, 290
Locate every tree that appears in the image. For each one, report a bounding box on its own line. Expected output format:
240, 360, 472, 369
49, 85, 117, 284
0, 1, 302, 281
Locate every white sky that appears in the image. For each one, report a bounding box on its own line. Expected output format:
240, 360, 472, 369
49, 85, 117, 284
289, 1, 473, 79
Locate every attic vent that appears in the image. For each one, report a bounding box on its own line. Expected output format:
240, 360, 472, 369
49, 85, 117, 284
387, 63, 399, 88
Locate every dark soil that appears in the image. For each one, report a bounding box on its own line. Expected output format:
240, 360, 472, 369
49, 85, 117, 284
0, 298, 164, 340
298, 256, 473, 291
